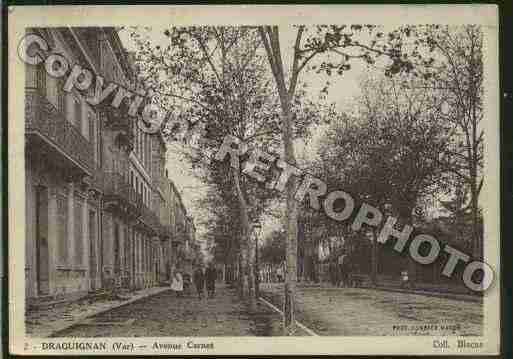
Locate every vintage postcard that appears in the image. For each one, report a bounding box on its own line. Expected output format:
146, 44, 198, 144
8, 4, 500, 356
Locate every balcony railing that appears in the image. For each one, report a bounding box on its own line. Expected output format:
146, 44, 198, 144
87, 168, 105, 193
103, 172, 143, 215
139, 203, 161, 235
25, 88, 94, 175
103, 107, 130, 131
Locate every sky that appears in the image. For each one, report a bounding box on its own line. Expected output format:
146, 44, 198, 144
118, 26, 376, 240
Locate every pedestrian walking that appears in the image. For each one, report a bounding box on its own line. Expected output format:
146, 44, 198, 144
276, 265, 284, 282
171, 270, 183, 298
329, 260, 337, 286
400, 270, 414, 289
183, 273, 192, 295
205, 262, 217, 298
193, 264, 205, 299
338, 253, 348, 287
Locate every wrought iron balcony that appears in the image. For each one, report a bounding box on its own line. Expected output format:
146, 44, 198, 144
103, 107, 131, 132
138, 203, 161, 236
103, 172, 143, 217
86, 168, 105, 194
102, 107, 134, 153
25, 88, 94, 176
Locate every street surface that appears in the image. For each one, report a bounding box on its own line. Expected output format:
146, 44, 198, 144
52, 285, 285, 337
42, 283, 482, 337
260, 283, 483, 336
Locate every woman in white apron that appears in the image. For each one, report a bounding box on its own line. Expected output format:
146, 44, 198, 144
171, 270, 183, 297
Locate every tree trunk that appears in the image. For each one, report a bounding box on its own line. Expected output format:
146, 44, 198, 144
237, 252, 243, 296
258, 25, 299, 335
232, 166, 256, 309
304, 240, 312, 283
469, 37, 482, 260
248, 226, 257, 307
469, 104, 481, 260
397, 205, 415, 284
370, 230, 378, 286
313, 238, 319, 283
281, 100, 298, 335
470, 173, 481, 259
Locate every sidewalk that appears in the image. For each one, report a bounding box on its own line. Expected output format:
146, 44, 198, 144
26, 286, 170, 337
47, 284, 296, 337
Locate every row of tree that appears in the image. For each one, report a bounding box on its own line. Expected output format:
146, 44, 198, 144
129, 24, 484, 335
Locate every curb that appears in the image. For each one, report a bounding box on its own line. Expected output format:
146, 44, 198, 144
40, 287, 170, 337
258, 297, 319, 336
370, 286, 483, 303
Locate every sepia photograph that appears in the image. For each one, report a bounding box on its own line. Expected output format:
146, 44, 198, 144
8, 5, 500, 355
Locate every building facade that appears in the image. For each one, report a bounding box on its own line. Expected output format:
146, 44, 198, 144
24, 27, 198, 306
161, 172, 199, 281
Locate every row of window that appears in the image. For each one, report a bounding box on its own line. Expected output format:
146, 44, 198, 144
113, 223, 155, 274
100, 36, 153, 175
40, 65, 102, 167
164, 181, 190, 234
40, 34, 156, 179
134, 124, 152, 173
41, 65, 159, 192
130, 169, 151, 208
53, 189, 156, 272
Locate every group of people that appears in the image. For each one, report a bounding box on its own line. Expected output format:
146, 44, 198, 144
170, 262, 217, 299
328, 253, 353, 287
259, 265, 286, 283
